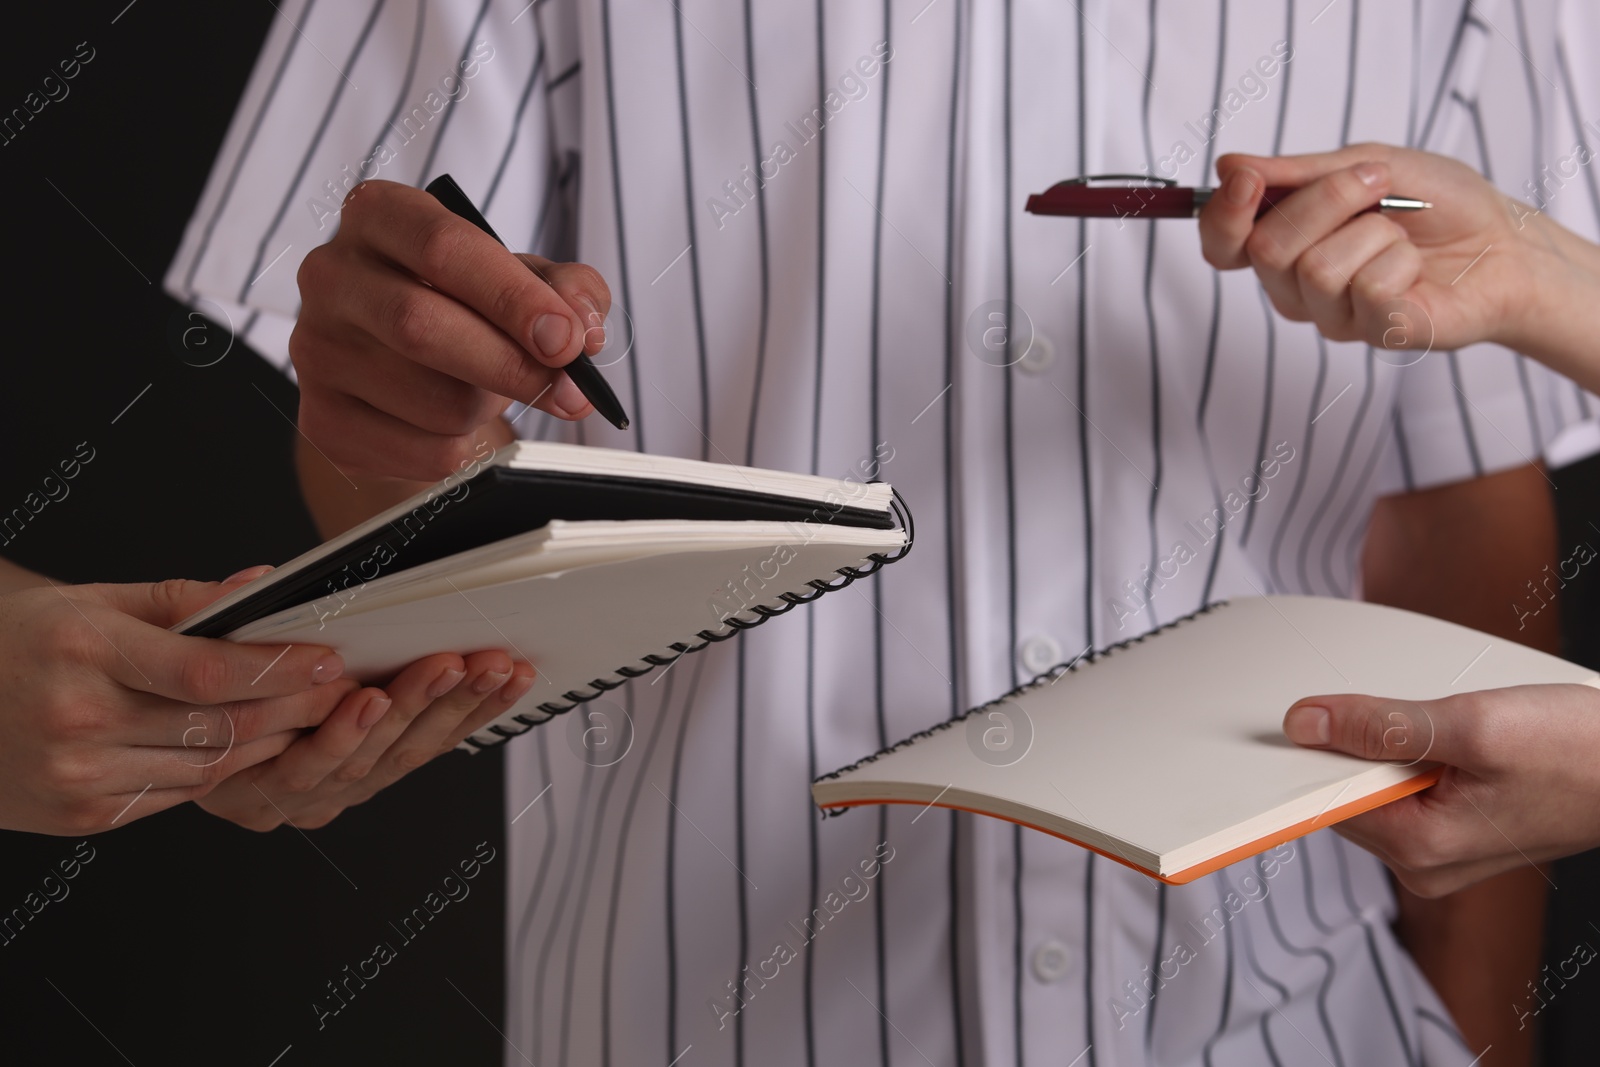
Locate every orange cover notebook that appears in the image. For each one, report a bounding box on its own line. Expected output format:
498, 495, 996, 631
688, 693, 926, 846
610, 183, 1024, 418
812, 596, 1598, 884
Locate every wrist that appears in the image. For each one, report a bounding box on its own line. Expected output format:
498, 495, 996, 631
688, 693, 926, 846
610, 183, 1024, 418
1499, 202, 1600, 389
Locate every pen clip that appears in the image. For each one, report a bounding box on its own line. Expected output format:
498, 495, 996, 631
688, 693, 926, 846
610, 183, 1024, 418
1058, 174, 1178, 188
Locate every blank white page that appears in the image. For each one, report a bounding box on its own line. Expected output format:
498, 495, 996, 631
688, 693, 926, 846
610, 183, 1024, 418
814, 596, 1598, 879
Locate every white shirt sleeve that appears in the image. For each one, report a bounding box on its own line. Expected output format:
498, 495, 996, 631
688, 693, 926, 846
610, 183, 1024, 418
164, 0, 579, 374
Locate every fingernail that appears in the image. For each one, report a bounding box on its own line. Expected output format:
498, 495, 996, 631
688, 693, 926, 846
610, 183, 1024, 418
358, 691, 392, 730
473, 669, 512, 695
1227, 169, 1260, 206
428, 667, 466, 700
532, 314, 572, 362
499, 675, 535, 704
312, 654, 345, 685
1284, 705, 1331, 746
1355, 161, 1387, 188
225, 564, 275, 584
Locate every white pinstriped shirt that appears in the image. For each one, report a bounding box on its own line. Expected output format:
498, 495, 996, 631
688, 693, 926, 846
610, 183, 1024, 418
167, 1, 1600, 1064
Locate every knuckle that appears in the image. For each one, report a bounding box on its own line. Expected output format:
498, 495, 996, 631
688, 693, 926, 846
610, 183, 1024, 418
44, 752, 100, 793
393, 747, 431, 772
415, 217, 470, 279
296, 243, 332, 294
1448, 695, 1497, 766
179, 652, 234, 705
385, 290, 441, 350
333, 760, 373, 784
1297, 252, 1347, 296
59, 798, 108, 835
343, 179, 374, 210
564, 262, 611, 307
297, 810, 339, 830
1330, 169, 1372, 211
486, 355, 540, 402
42, 693, 107, 744
1353, 708, 1394, 760
293, 389, 346, 457
281, 772, 323, 795
1244, 228, 1293, 272
338, 181, 372, 223
245, 813, 284, 833
231, 703, 269, 744
34, 605, 91, 660
1265, 292, 1309, 324
487, 278, 537, 338
1199, 238, 1233, 271
149, 579, 198, 627
199, 757, 235, 788
287, 318, 339, 378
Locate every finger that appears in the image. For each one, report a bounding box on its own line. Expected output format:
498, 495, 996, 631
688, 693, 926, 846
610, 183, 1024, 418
1349, 239, 1426, 334
117, 677, 361, 748
1244, 164, 1393, 314
1294, 214, 1409, 341
520, 255, 612, 356
65, 576, 271, 629
1283, 692, 1467, 766
1217, 145, 1394, 189
336, 181, 589, 369
346, 650, 515, 793
246, 687, 394, 796
298, 386, 503, 483
110, 728, 301, 792
440, 661, 538, 752
308, 336, 516, 437
71, 596, 345, 704
300, 244, 572, 407
1198, 166, 1267, 270
327, 653, 472, 783
1331, 808, 1499, 898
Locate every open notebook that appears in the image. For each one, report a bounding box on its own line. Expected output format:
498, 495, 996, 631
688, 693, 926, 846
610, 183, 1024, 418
177, 442, 910, 749
813, 596, 1598, 884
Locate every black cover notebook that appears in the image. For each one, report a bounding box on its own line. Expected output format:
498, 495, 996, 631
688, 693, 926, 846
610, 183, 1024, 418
177, 442, 911, 748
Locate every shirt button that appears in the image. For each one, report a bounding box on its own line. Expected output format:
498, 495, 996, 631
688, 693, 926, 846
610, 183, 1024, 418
1017, 330, 1056, 374
1018, 633, 1062, 675
1032, 939, 1071, 983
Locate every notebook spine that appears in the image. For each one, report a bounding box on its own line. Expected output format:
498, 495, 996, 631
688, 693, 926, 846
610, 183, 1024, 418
459, 487, 916, 750
809, 598, 1231, 813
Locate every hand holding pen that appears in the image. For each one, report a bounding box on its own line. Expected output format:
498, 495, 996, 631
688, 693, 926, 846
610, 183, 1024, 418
289, 178, 626, 484
1027, 144, 1547, 359
1197, 146, 1549, 357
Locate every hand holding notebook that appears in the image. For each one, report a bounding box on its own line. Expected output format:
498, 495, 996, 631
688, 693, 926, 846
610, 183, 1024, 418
813, 596, 1597, 883
180, 441, 910, 750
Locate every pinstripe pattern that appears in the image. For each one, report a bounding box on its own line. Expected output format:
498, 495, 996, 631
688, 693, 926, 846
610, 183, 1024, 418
166, 2, 1600, 1064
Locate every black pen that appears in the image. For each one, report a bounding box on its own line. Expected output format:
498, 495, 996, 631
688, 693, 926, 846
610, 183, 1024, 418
424, 173, 630, 431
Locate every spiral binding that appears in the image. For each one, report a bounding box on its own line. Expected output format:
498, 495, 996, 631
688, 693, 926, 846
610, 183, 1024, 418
460, 486, 916, 750
809, 598, 1232, 813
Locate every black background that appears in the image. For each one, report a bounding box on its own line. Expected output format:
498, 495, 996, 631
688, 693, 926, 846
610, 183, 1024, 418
2, 3, 1600, 1065
0, 4, 504, 1066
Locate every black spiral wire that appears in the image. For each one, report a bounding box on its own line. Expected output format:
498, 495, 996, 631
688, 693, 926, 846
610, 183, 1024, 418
460, 486, 916, 750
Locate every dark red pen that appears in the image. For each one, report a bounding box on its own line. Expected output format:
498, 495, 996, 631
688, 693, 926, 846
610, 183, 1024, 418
1025, 174, 1431, 220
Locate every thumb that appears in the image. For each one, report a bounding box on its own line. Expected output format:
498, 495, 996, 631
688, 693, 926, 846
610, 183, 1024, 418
1283, 693, 1463, 767
65, 565, 275, 629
